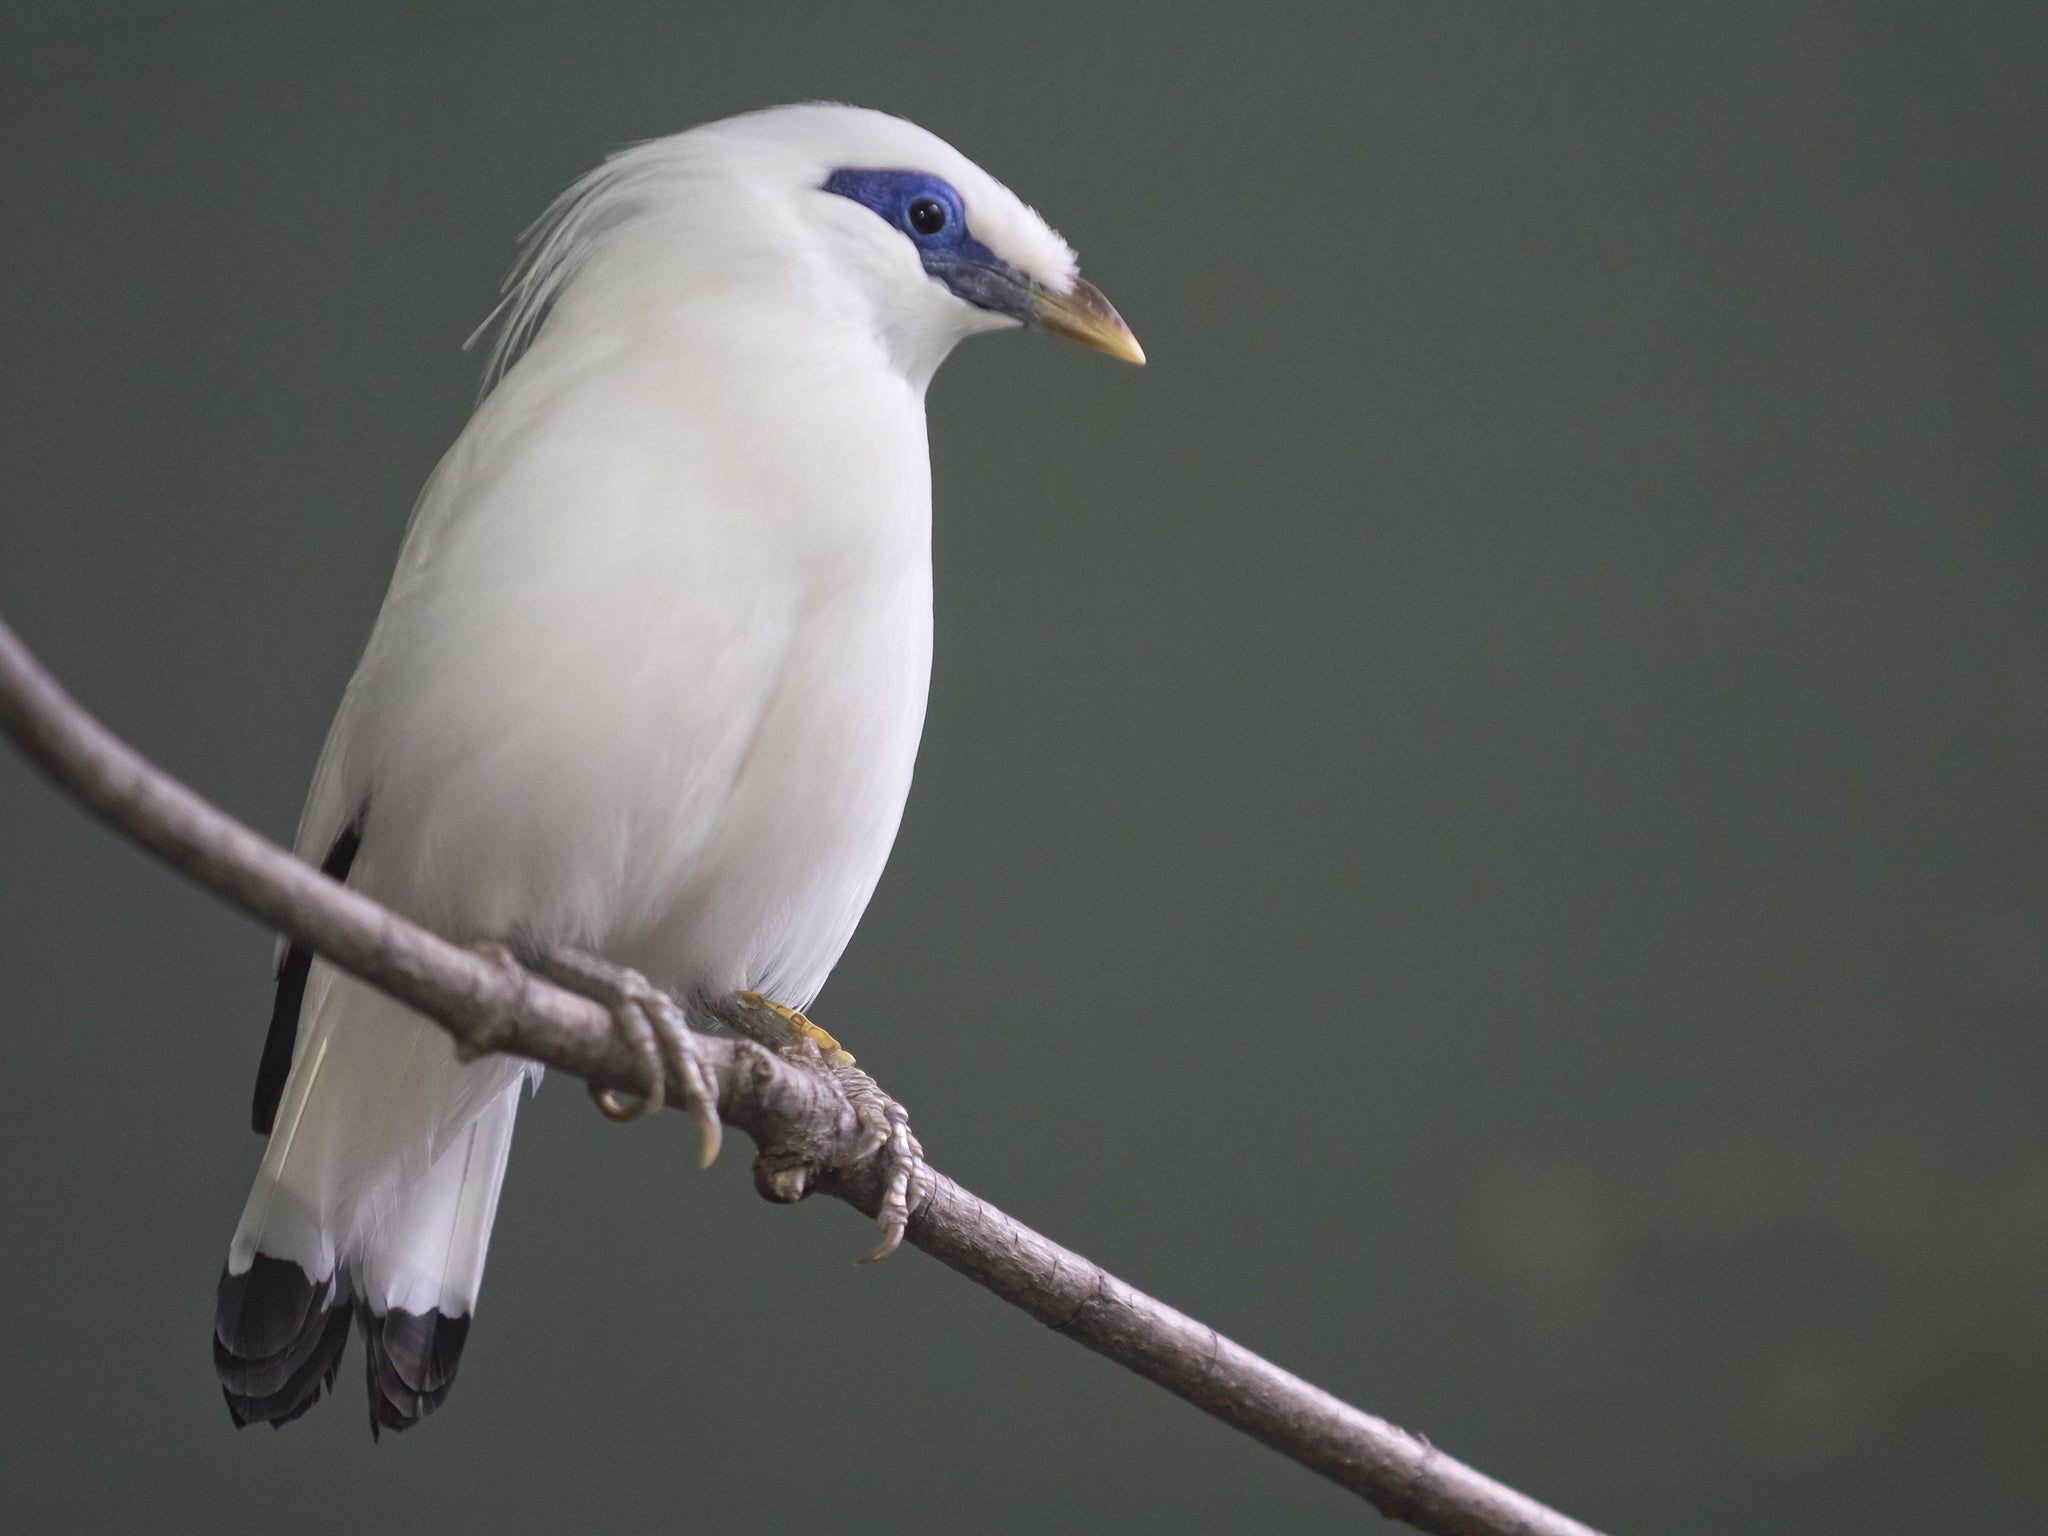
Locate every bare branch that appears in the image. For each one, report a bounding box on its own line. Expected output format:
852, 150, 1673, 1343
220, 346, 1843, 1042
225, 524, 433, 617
0, 613, 1602, 1536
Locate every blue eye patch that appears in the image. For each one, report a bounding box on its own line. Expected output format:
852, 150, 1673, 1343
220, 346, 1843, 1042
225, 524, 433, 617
823, 168, 1031, 320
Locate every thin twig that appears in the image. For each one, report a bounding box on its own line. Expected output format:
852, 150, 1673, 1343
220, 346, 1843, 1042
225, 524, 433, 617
0, 612, 1602, 1536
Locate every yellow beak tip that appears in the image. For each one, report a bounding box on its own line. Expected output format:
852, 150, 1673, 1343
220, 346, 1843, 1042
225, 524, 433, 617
1034, 275, 1146, 367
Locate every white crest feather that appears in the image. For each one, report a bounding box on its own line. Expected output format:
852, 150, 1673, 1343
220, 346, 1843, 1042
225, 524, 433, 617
468, 104, 1081, 392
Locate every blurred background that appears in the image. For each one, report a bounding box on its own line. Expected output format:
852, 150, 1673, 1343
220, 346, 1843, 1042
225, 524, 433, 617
2, 3, 2044, 1531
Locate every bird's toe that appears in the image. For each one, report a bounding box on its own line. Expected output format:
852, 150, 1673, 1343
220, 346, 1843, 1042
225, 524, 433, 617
831, 1063, 928, 1263
524, 946, 722, 1163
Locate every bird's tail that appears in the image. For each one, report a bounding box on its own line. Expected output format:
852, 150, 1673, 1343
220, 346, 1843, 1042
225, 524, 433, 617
215, 962, 526, 1433
358, 1083, 519, 1434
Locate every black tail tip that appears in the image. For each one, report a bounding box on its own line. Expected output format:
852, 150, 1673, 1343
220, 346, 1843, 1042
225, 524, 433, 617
214, 1256, 351, 1429
362, 1306, 472, 1437
215, 1257, 476, 1437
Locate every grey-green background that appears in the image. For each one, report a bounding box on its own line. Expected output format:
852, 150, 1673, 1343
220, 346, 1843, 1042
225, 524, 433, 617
3, 3, 2043, 1531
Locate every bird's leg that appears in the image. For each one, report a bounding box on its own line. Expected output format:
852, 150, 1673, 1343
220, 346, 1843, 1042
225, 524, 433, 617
520, 946, 722, 1167
727, 990, 855, 1067
718, 991, 929, 1262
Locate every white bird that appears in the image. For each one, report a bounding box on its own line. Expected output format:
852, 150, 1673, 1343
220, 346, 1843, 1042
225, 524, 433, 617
212, 103, 1141, 1435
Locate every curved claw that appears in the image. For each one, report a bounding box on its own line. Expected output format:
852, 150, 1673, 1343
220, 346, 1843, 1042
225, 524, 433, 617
857, 1110, 921, 1263
690, 1103, 723, 1167
523, 946, 719, 1162
858, 1207, 909, 1265
644, 987, 722, 1167
666, 1044, 722, 1167
834, 1067, 926, 1265
588, 1082, 652, 1123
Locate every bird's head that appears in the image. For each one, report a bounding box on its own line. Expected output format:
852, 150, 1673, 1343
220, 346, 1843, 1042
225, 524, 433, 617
484, 104, 1142, 392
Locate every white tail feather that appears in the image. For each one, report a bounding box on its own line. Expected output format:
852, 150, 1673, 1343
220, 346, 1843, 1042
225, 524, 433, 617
228, 960, 528, 1286
362, 1079, 521, 1317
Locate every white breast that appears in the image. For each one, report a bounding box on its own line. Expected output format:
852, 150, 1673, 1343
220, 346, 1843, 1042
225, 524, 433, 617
324, 297, 934, 1010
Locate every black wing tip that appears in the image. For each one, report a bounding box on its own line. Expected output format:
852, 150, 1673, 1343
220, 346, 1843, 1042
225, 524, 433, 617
361, 1305, 474, 1437
215, 1256, 353, 1430
251, 822, 362, 1135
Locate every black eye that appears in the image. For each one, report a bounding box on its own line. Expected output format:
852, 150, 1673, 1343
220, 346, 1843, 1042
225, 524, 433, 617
906, 197, 949, 237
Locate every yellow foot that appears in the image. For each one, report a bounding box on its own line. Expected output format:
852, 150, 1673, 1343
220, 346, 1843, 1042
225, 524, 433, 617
732, 990, 854, 1068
